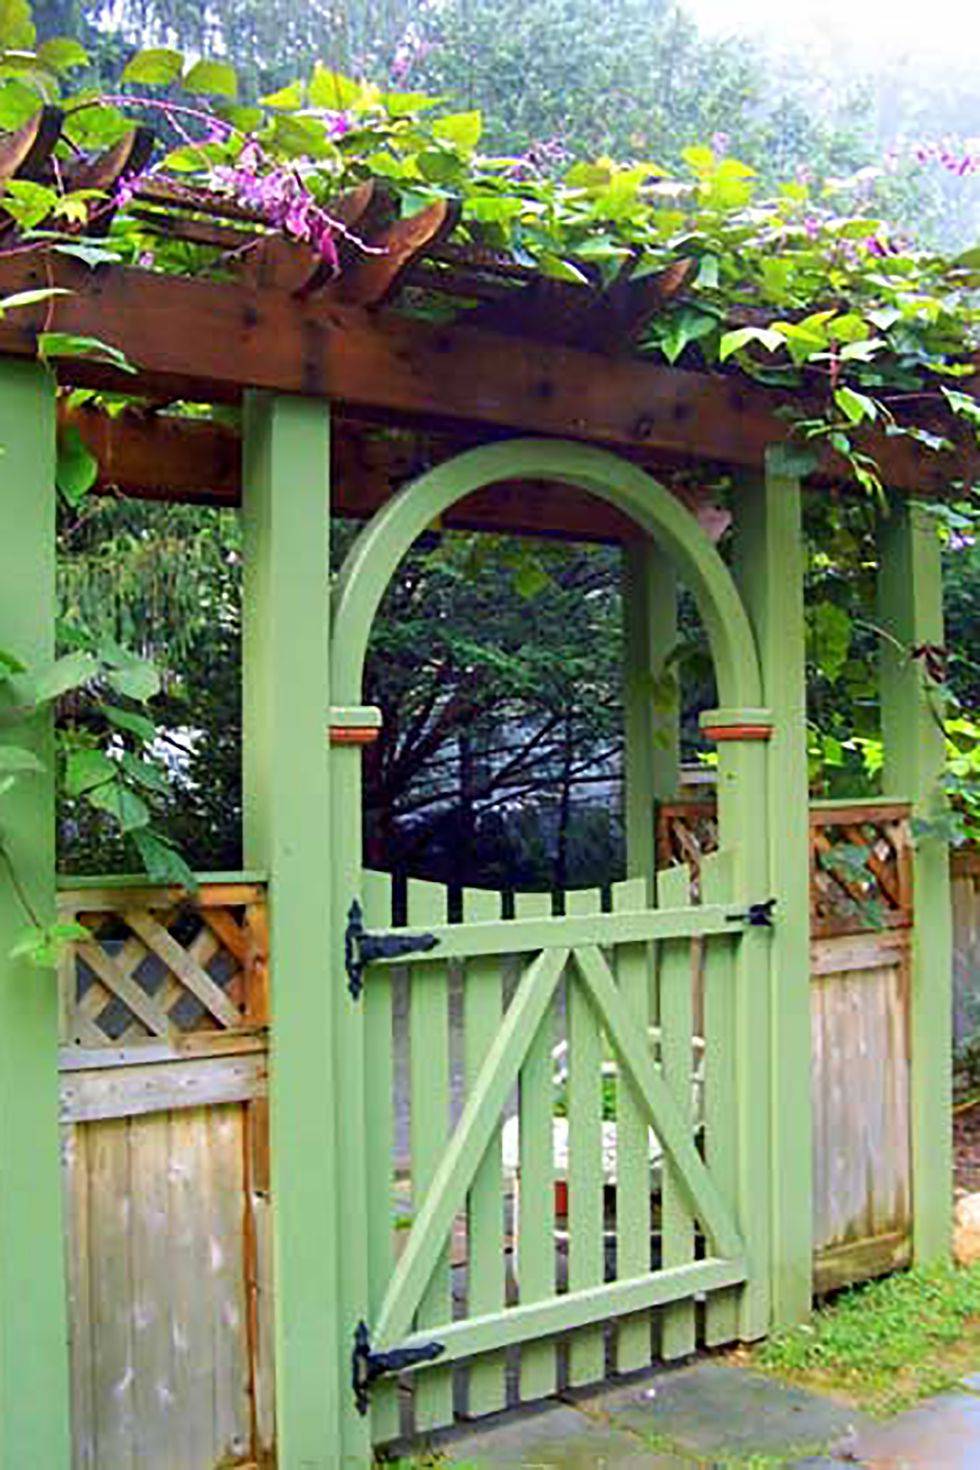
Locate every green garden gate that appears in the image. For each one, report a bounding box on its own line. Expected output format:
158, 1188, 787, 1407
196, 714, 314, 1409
326, 439, 778, 1454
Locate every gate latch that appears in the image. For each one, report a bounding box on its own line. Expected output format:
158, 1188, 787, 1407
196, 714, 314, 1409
352, 1320, 445, 1415
726, 898, 776, 928
345, 899, 440, 999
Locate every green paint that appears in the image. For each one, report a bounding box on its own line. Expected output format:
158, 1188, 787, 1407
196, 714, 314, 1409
658, 862, 697, 1359
612, 876, 655, 1373
407, 878, 454, 1432
566, 887, 605, 1387
241, 392, 345, 1467
514, 889, 559, 1402
714, 732, 772, 1340
622, 539, 679, 887
877, 499, 952, 1262
462, 885, 507, 1417
735, 460, 813, 1328
332, 439, 762, 712
377, 944, 572, 1348
393, 1256, 747, 1366
0, 361, 71, 1469
702, 850, 739, 1346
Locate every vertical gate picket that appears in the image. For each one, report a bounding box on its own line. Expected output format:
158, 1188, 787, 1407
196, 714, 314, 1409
658, 863, 696, 1359
462, 886, 507, 1419
611, 876, 653, 1374
363, 868, 400, 1446
407, 878, 455, 1433
701, 850, 739, 1345
515, 890, 558, 1403
566, 886, 606, 1388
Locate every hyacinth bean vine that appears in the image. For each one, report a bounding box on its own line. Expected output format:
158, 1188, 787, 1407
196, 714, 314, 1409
3, 0, 980, 950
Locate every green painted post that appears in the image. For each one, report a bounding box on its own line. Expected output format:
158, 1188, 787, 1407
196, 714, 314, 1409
242, 392, 345, 1466
876, 498, 952, 1262
734, 456, 813, 1328
622, 538, 679, 888
0, 360, 71, 1469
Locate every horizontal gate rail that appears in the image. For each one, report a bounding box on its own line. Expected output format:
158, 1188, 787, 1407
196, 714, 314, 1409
356, 900, 749, 970
389, 1257, 748, 1369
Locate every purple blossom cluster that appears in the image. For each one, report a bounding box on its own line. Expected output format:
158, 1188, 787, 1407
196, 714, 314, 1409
212, 142, 341, 268
390, 23, 434, 83
912, 140, 980, 177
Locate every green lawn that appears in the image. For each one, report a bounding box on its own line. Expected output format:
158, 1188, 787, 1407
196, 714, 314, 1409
753, 1260, 980, 1414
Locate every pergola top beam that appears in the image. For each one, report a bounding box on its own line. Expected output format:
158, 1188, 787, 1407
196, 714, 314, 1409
1, 254, 976, 494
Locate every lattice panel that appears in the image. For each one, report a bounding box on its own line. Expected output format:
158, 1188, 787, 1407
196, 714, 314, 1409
58, 882, 269, 1048
657, 800, 913, 938
810, 806, 912, 938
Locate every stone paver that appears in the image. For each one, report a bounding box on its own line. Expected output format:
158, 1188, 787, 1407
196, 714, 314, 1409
597, 1362, 868, 1461
434, 1360, 980, 1467
849, 1390, 980, 1468
441, 1403, 687, 1467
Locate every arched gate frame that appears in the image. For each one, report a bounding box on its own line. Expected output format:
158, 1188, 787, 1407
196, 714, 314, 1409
324, 438, 782, 1458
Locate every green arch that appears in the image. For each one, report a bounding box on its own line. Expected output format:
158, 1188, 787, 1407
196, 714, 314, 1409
331, 438, 762, 709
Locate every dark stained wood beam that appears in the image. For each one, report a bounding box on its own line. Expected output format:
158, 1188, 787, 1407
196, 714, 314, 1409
60, 403, 641, 541
2, 254, 974, 493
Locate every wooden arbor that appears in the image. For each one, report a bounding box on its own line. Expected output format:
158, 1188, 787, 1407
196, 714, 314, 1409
0, 228, 958, 1468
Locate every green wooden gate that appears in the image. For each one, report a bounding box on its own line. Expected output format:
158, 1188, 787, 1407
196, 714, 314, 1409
328, 439, 775, 1455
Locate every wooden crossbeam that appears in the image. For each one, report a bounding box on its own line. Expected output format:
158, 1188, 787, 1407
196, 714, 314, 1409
0, 253, 972, 490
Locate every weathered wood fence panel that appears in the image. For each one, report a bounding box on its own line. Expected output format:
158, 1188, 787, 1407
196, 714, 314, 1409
659, 799, 914, 1290
58, 879, 273, 1470
952, 848, 980, 1045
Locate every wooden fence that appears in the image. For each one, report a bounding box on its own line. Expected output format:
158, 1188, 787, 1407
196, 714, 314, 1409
659, 799, 913, 1292
57, 878, 274, 1470
55, 813, 926, 1465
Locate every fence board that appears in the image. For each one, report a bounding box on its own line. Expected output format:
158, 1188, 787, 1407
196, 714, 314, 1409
701, 851, 738, 1347
565, 886, 605, 1388
515, 889, 557, 1403
658, 863, 696, 1361
407, 878, 454, 1434
611, 876, 653, 1374
462, 885, 507, 1419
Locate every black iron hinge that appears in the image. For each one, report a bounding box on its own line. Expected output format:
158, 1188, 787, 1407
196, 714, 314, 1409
726, 898, 776, 928
351, 1320, 445, 1416
345, 899, 440, 1000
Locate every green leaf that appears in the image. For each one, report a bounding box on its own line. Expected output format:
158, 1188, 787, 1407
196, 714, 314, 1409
0, 744, 43, 775
3, 178, 57, 229
183, 58, 237, 98
101, 703, 155, 742
28, 651, 98, 704
56, 423, 98, 505
811, 600, 853, 683
38, 332, 136, 375
834, 386, 878, 426
658, 307, 717, 364
308, 64, 362, 110
64, 748, 115, 797
432, 110, 482, 152
718, 325, 785, 362
122, 47, 183, 87
106, 661, 161, 702
119, 751, 169, 793
84, 778, 150, 832
260, 79, 305, 110
37, 37, 88, 72
131, 827, 197, 889
0, 0, 35, 49
0, 286, 71, 313
536, 252, 589, 285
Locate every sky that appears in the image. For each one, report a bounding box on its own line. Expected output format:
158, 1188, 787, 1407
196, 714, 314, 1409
685, 0, 980, 68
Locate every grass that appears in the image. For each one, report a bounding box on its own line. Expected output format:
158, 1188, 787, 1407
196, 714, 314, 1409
753, 1260, 980, 1415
